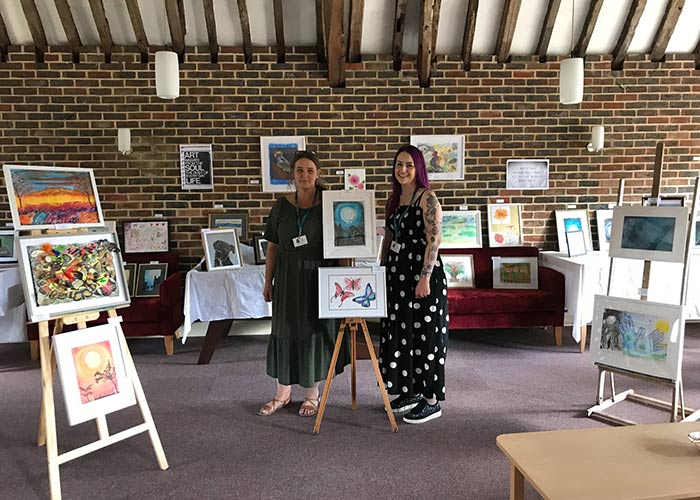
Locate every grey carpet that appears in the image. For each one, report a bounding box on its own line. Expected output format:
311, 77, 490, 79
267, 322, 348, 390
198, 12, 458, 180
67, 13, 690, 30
1, 325, 699, 500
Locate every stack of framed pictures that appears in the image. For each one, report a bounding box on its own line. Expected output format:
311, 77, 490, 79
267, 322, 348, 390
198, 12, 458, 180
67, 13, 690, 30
555, 209, 592, 254
487, 203, 523, 247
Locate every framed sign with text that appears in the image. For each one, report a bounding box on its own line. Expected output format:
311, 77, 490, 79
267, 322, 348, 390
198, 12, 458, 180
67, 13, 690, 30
180, 144, 213, 190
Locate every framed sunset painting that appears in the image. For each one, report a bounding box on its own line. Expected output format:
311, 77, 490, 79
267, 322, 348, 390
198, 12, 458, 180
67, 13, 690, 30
322, 190, 376, 259
3, 164, 104, 230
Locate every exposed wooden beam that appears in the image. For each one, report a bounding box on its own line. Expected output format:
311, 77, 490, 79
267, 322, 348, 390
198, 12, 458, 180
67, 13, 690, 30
273, 0, 285, 63
611, 0, 647, 71
54, 0, 81, 63
650, 0, 684, 62
417, 0, 437, 87
495, 0, 522, 63
536, 0, 561, 63
392, 0, 408, 71
125, 0, 148, 63
430, 0, 441, 64
165, 0, 186, 62
236, 0, 253, 64
19, 0, 48, 63
326, 0, 345, 87
574, 0, 603, 58
88, 0, 112, 63
461, 0, 478, 71
347, 0, 364, 63
0, 9, 11, 62
203, 0, 218, 63
315, 0, 326, 63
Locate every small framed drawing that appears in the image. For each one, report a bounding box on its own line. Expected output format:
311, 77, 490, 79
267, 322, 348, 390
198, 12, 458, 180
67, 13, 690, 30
642, 195, 684, 207
135, 263, 168, 297
123, 220, 169, 254
505, 159, 549, 190
555, 210, 592, 253
566, 230, 587, 257
253, 236, 269, 265
322, 189, 376, 259
492, 256, 538, 290
0, 230, 16, 262
318, 266, 387, 319
410, 134, 465, 180
3, 164, 104, 230
53, 323, 136, 426
209, 212, 249, 241
595, 209, 613, 252
609, 206, 688, 263
123, 263, 138, 297
16, 232, 130, 323
590, 295, 684, 381
260, 136, 305, 192
487, 204, 523, 246
442, 255, 475, 288
441, 210, 482, 248
202, 228, 242, 271
344, 168, 366, 190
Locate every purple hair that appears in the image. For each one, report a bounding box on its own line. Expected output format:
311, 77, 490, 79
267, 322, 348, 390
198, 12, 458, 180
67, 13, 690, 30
386, 145, 431, 221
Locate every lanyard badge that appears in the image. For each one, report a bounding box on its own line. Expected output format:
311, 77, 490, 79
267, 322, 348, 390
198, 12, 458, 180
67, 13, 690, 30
293, 188, 316, 247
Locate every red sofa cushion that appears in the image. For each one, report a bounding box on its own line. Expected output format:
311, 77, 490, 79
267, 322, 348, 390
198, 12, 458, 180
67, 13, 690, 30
448, 288, 556, 314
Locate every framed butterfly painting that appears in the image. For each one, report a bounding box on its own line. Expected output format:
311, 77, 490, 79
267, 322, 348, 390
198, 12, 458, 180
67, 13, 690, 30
318, 266, 387, 319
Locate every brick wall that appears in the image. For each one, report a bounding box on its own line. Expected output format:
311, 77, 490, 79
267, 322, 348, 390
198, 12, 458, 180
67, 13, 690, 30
1, 46, 699, 272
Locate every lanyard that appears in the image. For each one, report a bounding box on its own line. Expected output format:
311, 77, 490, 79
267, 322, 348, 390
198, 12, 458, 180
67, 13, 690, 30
392, 188, 419, 238
295, 188, 317, 236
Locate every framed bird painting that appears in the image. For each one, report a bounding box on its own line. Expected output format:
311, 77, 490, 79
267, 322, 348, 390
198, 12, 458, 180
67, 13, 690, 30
260, 136, 306, 192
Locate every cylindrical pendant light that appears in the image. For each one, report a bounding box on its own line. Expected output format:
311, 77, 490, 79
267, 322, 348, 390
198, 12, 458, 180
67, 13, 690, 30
118, 128, 132, 155
560, 57, 583, 105
587, 125, 604, 152
155, 51, 179, 99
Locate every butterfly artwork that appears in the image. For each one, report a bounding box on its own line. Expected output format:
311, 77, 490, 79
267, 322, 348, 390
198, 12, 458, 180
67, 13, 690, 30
318, 267, 387, 319
352, 283, 376, 308
331, 282, 355, 306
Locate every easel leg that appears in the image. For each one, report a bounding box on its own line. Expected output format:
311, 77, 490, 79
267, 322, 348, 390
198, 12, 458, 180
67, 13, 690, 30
313, 319, 347, 435
38, 320, 62, 446
579, 325, 587, 353
350, 323, 357, 411
38, 321, 62, 499
554, 326, 562, 346
596, 368, 606, 405
671, 381, 680, 423
197, 319, 234, 365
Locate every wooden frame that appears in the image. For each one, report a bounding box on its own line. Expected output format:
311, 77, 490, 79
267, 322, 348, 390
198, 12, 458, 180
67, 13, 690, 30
135, 263, 168, 297
123, 263, 137, 297
322, 189, 376, 259
318, 266, 387, 319
441, 210, 482, 248
442, 254, 475, 288
410, 135, 465, 180
595, 209, 613, 253
260, 136, 306, 192
555, 209, 592, 253
3, 164, 104, 231
0, 229, 16, 262
487, 203, 524, 247
201, 228, 243, 271
492, 256, 538, 290
123, 220, 169, 254
208, 212, 248, 241
253, 235, 269, 265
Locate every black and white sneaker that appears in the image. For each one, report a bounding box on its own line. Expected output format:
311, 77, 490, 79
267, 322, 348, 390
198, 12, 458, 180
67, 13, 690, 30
402, 400, 442, 424
390, 394, 423, 414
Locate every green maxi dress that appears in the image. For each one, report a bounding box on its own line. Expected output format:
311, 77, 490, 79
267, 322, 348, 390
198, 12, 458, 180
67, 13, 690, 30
263, 196, 350, 387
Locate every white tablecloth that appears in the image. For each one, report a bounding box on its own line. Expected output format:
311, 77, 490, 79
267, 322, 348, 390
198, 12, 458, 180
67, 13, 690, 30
182, 261, 272, 342
540, 251, 700, 343
0, 266, 28, 343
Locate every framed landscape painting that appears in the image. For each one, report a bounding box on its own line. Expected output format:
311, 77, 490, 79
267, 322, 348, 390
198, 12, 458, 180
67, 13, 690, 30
410, 135, 465, 180
260, 136, 305, 192
202, 228, 242, 271
608, 206, 688, 263
135, 263, 168, 297
0, 230, 16, 262
487, 204, 523, 246
441, 210, 482, 248
318, 266, 387, 319
555, 209, 592, 254
590, 295, 684, 381
442, 255, 475, 288
492, 256, 538, 289
3, 164, 104, 230
123, 220, 169, 254
209, 212, 249, 241
53, 323, 135, 426
322, 190, 376, 259
16, 231, 130, 323
595, 209, 613, 253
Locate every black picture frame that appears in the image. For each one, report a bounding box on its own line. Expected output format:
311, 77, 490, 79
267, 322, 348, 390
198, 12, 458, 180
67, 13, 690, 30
135, 263, 168, 297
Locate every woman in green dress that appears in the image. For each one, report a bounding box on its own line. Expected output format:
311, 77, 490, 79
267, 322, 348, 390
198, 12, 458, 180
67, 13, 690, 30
259, 150, 350, 417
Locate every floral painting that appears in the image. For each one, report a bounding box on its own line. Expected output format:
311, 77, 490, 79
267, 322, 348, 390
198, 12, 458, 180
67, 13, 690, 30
487, 204, 523, 246
410, 135, 465, 180
318, 267, 387, 318
344, 169, 366, 190
441, 211, 482, 248
123, 220, 169, 253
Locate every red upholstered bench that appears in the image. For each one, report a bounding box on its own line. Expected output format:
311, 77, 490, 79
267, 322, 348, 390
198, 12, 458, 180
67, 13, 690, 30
441, 247, 565, 345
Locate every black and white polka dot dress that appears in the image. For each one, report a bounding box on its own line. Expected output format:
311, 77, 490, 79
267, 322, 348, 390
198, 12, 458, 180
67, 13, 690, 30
379, 194, 448, 401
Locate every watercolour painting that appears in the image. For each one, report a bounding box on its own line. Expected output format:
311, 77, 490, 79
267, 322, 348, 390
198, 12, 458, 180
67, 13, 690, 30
344, 169, 366, 190
441, 210, 482, 248
410, 135, 465, 180
318, 266, 387, 318
492, 257, 538, 289
0, 230, 16, 262
487, 204, 523, 246
135, 263, 168, 297
595, 209, 613, 252
209, 213, 248, 241
442, 255, 475, 288
322, 190, 376, 259
555, 210, 592, 253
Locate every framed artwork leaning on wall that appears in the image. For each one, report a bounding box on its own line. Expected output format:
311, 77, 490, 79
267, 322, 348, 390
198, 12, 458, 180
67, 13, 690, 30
135, 263, 168, 297
492, 256, 538, 290
123, 220, 169, 254
441, 210, 482, 248
555, 209, 592, 254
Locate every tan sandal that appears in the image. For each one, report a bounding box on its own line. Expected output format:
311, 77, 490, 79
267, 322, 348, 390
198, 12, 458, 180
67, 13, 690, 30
299, 397, 320, 417
257, 396, 292, 416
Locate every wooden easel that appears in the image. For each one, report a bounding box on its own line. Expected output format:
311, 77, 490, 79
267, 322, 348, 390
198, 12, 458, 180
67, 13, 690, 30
313, 317, 398, 434
587, 143, 698, 425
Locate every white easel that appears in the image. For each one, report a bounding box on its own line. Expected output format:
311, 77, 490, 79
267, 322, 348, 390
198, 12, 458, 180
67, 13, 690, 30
587, 143, 699, 425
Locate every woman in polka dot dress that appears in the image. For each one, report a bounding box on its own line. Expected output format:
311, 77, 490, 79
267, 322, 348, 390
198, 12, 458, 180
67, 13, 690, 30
379, 145, 448, 424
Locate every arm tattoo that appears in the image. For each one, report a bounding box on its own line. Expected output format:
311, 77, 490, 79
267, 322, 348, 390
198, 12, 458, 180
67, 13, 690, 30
420, 192, 442, 278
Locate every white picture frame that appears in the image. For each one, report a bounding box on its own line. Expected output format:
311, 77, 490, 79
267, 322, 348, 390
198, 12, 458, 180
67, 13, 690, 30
16, 231, 130, 323
410, 134, 465, 180
442, 254, 475, 288
318, 266, 387, 318
53, 323, 136, 426
260, 136, 305, 192
609, 206, 689, 263
595, 209, 614, 253
566, 230, 587, 257
590, 295, 684, 381
487, 204, 524, 247
322, 190, 376, 259
202, 228, 243, 271
0, 230, 16, 262
505, 159, 550, 190
441, 210, 482, 248
555, 209, 592, 253
492, 256, 538, 290
344, 168, 366, 190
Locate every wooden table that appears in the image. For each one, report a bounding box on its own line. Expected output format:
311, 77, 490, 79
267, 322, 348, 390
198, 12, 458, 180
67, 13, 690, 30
497, 422, 700, 500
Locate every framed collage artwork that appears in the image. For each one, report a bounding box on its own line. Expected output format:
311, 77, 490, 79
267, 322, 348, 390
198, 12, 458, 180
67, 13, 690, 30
16, 231, 130, 323
318, 266, 387, 319
3, 164, 104, 230
555, 210, 592, 254
135, 263, 168, 297
487, 204, 523, 246
202, 228, 243, 271
123, 220, 169, 254
590, 295, 684, 381
260, 136, 305, 192
441, 210, 482, 248
595, 209, 613, 253
209, 212, 249, 241
322, 190, 376, 259
410, 135, 465, 180
0, 230, 16, 263
492, 256, 538, 290
53, 323, 136, 426
442, 254, 475, 288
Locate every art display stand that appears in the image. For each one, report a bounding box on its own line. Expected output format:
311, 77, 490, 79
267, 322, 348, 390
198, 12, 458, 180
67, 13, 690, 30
587, 143, 698, 425
313, 317, 398, 434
